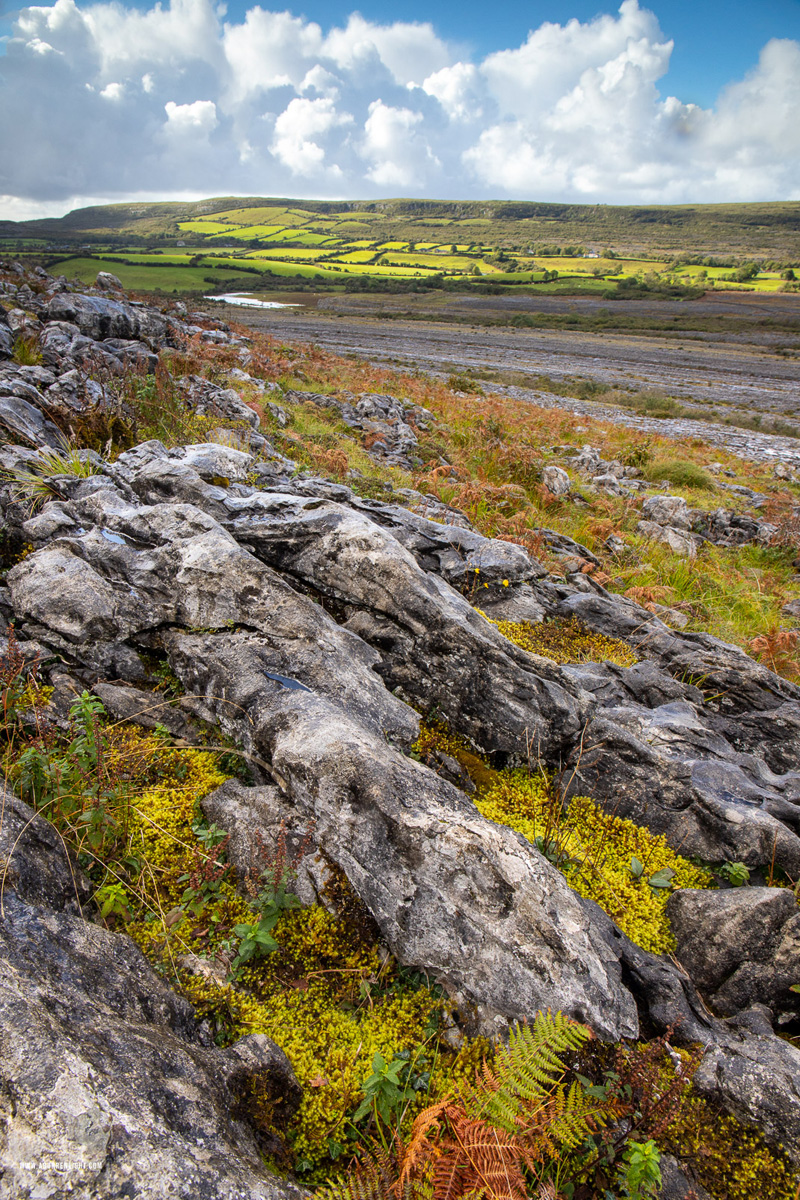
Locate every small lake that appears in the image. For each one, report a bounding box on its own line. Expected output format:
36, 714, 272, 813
204, 293, 303, 309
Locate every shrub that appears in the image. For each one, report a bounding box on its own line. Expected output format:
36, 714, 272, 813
11, 335, 43, 366
642, 458, 715, 490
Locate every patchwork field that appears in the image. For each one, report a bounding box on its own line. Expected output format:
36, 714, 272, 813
4, 195, 795, 298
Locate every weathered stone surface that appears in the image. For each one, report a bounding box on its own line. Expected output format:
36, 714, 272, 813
0, 309, 12, 358
637, 518, 698, 557
659, 1154, 713, 1200
38, 320, 83, 369
0, 788, 89, 913
285, 390, 430, 470
95, 271, 123, 291
8, 488, 412, 743
348, 495, 547, 587
555, 589, 800, 713
667, 886, 800, 1018
43, 293, 167, 347
542, 464, 571, 495
562, 702, 800, 875
0, 392, 63, 448
213, 489, 582, 757
693, 1011, 800, 1165
0, 795, 305, 1200
0, 900, 304, 1200
642, 494, 692, 529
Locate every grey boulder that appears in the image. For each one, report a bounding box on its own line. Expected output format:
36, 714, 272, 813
667, 886, 800, 1019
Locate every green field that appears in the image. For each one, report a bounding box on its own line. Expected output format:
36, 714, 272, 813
49, 256, 260, 292
10, 193, 795, 297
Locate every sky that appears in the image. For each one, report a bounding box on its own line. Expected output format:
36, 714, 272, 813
1, 0, 799, 220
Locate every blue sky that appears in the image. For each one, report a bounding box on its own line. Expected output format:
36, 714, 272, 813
1, 0, 799, 216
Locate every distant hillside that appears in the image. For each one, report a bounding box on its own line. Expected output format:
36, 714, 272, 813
2, 195, 799, 258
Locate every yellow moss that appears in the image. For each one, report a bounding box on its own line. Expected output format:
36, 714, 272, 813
481, 613, 637, 667
183, 948, 446, 1170
474, 771, 712, 954
664, 1090, 798, 1200
18, 681, 53, 709
126, 746, 227, 874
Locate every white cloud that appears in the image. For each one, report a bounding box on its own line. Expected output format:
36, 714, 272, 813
422, 63, 482, 122
1, 0, 799, 214
163, 98, 218, 137
362, 100, 435, 188
322, 14, 450, 87
271, 96, 351, 175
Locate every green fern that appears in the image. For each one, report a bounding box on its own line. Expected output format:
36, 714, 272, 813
319, 1011, 609, 1200
468, 1012, 593, 1134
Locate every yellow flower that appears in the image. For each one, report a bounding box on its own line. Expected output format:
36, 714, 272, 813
502, 579, 509, 587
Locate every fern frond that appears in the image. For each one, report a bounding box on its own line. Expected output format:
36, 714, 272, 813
325, 1144, 398, 1200
398, 1097, 452, 1196
466, 1012, 592, 1133
446, 1113, 527, 1200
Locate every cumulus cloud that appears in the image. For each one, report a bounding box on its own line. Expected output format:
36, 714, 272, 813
362, 100, 435, 188
0, 0, 798, 214
271, 96, 351, 175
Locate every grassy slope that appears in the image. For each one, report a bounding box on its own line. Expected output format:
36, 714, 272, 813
3, 194, 799, 257
220, 326, 800, 669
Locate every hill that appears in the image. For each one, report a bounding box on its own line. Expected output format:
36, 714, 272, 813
3, 195, 800, 259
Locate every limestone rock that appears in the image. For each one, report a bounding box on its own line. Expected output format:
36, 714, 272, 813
641, 494, 692, 529
43, 293, 167, 347
694, 1012, 800, 1165
0, 796, 305, 1200
637, 518, 698, 557
542, 464, 571, 495
95, 271, 123, 291
0, 392, 63, 448
667, 886, 800, 1019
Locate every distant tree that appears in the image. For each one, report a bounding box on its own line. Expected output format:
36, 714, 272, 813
733, 262, 759, 282
782, 268, 796, 281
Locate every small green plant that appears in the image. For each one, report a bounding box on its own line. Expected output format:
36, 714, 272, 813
619, 1138, 662, 1197
719, 861, 751, 887
230, 821, 312, 971
352, 1050, 424, 1134
629, 856, 676, 894
95, 881, 133, 922
2, 446, 100, 512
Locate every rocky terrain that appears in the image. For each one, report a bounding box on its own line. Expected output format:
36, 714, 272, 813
223, 290, 800, 463
0, 264, 799, 1199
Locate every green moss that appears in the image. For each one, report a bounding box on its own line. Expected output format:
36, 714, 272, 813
482, 613, 638, 667
664, 1088, 798, 1199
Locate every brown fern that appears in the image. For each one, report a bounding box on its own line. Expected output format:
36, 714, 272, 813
322, 1014, 620, 1200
